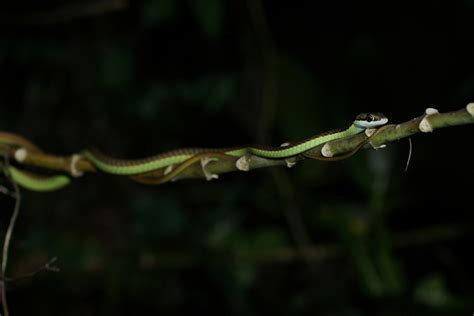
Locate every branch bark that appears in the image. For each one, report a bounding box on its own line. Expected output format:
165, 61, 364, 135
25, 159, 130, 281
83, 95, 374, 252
1, 104, 473, 185
133, 104, 474, 182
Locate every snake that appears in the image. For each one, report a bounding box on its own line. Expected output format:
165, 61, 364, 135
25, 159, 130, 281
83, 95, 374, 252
0, 113, 388, 191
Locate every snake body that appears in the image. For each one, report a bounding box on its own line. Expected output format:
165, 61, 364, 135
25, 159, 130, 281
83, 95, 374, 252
6, 166, 70, 192
1, 113, 388, 190
82, 127, 360, 175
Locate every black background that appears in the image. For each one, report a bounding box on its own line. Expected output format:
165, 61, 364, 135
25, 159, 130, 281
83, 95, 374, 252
0, 0, 473, 315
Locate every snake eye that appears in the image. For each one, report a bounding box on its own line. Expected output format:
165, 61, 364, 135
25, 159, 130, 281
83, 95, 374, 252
366, 114, 373, 122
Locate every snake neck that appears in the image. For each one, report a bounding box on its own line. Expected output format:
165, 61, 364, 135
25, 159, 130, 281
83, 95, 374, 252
346, 123, 365, 136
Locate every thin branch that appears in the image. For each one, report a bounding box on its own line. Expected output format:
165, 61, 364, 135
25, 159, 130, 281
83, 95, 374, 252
305, 105, 474, 159
0, 153, 21, 316
34, 223, 467, 271
404, 137, 412, 172
1, 257, 59, 282
0, 105, 473, 185
110, 105, 474, 181
246, 0, 316, 268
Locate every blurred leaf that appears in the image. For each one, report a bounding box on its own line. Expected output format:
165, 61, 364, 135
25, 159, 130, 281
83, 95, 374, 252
0, 110, 11, 129
12, 40, 61, 64
137, 74, 236, 119
414, 274, 453, 307
202, 74, 236, 110
100, 44, 134, 90
276, 54, 325, 139
132, 193, 186, 243
374, 225, 405, 294
214, 226, 288, 252
251, 227, 287, 250
347, 35, 378, 64
188, 0, 224, 39
137, 84, 168, 120
142, 0, 177, 26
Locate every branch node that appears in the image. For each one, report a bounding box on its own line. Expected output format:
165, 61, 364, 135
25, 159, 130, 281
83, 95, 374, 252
14, 148, 27, 162
0, 185, 15, 198
200, 157, 219, 181
365, 128, 377, 137
321, 143, 334, 158
163, 165, 173, 175
69, 154, 84, 177
467, 103, 474, 117
285, 158, 297, 168
236, 155, 251, 171
372, 143, 387, 150
425, 107, 439, 115
279, 142, 297, 167
419, 117, 434, 133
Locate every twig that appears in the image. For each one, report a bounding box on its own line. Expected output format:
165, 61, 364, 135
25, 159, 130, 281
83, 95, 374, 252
0, 153, 21, 316
1, 257, 59, 282
404, 137, 412, 172
247, 0, 278, 144
57, 223, 467, 270
246, 0, 316, 268
307, 105, 474, 159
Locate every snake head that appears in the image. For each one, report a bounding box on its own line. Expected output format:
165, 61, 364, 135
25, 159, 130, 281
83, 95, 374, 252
354, 112, 388, 128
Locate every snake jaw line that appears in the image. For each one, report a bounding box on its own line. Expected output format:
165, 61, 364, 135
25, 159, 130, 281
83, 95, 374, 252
14, 148, 27, 162
467, 103, 474, 117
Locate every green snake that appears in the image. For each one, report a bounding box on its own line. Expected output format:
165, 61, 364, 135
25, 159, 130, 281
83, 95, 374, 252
0, 113, 388, 191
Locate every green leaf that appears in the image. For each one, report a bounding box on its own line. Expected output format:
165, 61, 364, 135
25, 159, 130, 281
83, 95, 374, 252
132, 193, 186, 243
275, 54, 325, 139
100, 45, 133, 90
188, 0, 224, 39
142, 0, 177, 26
414, 274, 453, 307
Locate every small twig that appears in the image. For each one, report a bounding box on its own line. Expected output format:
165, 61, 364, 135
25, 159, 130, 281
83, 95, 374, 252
0, 257, 59, 282
0, 186, 16, 199
246, 0, 316, 268
57, 223, 467, 270
0, 152, 21, 316
404, 137, 412, 172
247, 0, 278, 144
271, 169, 316, 265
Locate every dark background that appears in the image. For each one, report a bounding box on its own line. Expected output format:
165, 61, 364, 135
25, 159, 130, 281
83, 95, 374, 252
0, 0, 473, 315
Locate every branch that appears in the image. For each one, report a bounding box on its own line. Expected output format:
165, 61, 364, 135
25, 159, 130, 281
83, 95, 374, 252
17, 223, 465, 270
305, 105, 474, 159
0, 153, 21, 316
0, 105, 473, 186
135, 104, 474, 182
